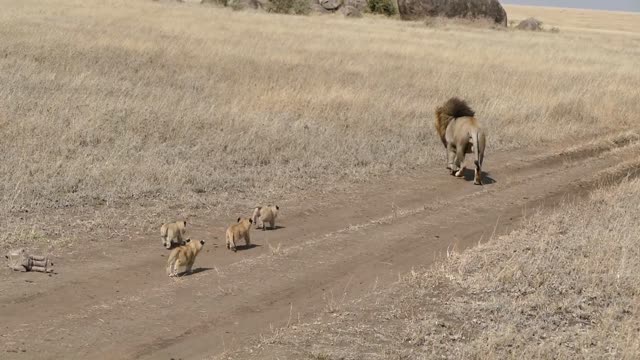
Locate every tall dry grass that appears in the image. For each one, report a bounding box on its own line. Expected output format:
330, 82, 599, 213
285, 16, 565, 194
220, 177, 640, 359
505, 5, 640, 34
1, 0, 639, 249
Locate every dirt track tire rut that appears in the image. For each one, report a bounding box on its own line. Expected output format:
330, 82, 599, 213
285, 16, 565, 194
1, 133, 639, 359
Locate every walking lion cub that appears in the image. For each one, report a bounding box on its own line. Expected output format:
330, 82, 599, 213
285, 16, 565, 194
166, 239, 205, 277
160, 220, 187, 249
251, 205, 279, 231
225, 217, 253, 252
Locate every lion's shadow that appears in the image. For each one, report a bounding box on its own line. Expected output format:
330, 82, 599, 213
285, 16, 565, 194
234, 244, 261, 252
257, 225, 286, 231
176, 267, 213, 277
459, 169, 496, 185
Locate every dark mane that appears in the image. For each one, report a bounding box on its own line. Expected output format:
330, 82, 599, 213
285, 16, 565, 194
439, 97, 475, 118
434, 97, 476, 147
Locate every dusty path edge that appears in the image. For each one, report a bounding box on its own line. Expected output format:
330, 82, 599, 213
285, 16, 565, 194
211, 147, 640, 360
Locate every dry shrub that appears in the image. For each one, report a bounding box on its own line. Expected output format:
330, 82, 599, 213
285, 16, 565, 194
367, 0, 396, 16
229, 0, 246, 10
267, 0, 311, 14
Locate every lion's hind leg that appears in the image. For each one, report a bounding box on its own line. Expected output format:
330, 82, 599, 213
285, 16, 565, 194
164, 230, 174, 249
167, 260, 175, 277
452, 144, 467, 177
446, 143, 456, 171
228, 234, 237, 252
173, 258, 185, 276
473, 160, 483, 185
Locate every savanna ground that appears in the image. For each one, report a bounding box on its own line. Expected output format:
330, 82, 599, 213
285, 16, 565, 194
1, 0, 639, 252
0, 1, 639, 359
221, 175, 640, 360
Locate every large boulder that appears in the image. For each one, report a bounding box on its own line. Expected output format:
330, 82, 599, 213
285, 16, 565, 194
397, 0, 508, 26
516, 17, 543, 31
319, 0, 342, 10
345, 0, 367, 11
342, 5, 362, 17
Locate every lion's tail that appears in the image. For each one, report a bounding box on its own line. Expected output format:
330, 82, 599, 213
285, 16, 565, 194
472, 129, 486, 169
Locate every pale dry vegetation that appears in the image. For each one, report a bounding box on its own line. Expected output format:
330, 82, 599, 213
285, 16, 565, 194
505, 5, 640, 34
1, 0, 639, 250
220, 177, 640, 359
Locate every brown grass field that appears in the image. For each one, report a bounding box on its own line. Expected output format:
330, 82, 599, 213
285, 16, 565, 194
1, 0, 639, 251
1, 2, 640, 359
505, 4, 640, 34
221, 176, 640, 359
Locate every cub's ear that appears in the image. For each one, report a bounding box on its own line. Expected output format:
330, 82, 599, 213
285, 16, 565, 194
200, 240, 205, 245
237, 217, 241, 223
185, 238, 191, 243
183, 221, 187, 226
275, 205, 279, 210
249, 218, 253, 224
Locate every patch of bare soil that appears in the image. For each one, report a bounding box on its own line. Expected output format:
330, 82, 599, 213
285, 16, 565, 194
1, 132, 639, 360
221, 145, 640, 360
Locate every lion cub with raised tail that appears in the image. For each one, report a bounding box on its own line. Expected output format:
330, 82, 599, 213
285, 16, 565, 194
225, 217, 253, 252
166, 239, 205, 277
252, 205, 279, 231
160, 220, 187, 249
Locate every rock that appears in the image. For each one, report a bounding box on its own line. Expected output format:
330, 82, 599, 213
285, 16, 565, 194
516, 17, 543, 31
397, 0, 508, 26
319, 0, 342, 10
343, 5, 362, 17
345, 0, 367, 11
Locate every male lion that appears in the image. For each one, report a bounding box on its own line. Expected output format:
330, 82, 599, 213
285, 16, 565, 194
435, 97, 487, 185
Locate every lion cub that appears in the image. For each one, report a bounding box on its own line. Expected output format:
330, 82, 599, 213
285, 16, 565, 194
160, 220, 187, 249
225, 217, 253, 252
252, 205, 280, 231
166, 238, 205, 277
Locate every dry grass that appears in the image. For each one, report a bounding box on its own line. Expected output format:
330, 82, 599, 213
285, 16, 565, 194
219, 177, 640, 359
1, 0, 639, 250
505, 5, 640, 34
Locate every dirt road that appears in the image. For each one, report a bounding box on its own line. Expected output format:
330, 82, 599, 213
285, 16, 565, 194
1, 133, 639, 359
